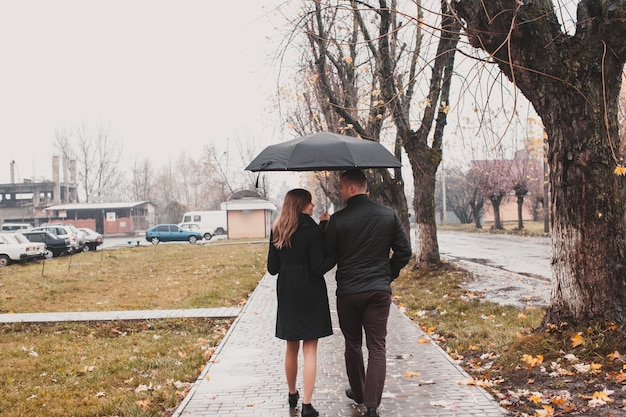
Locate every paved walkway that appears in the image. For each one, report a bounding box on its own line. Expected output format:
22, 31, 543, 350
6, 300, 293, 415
172, 272, 508, 417
0, 307, 241, 323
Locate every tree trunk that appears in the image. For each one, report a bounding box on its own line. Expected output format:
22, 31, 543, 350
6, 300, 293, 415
402, 6, 459, 268
368, 169, 410, 236
543, 81, 626, 325
408, 132, 441, 267
516, 193, 525, 229
470, 194, 483, 229
450, 0, 626, 325
489, 194, 504, 229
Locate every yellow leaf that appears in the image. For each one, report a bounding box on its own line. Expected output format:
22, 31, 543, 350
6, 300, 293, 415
521, 354, 544, 369
592, 389, 614, 403
608, 351, 622, 361
535, 404, 554, 416
417, 337, 430, 344
517, 312, 527, 319
614, 165, 626, 176
589, 362, 602, 374
404, 371, 420, 378
136, 399, 151, 410
570, 332, 585, 347
529, 394, 542, 403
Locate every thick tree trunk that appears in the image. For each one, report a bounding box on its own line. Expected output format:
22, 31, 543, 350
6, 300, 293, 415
450, 0, 626, 326
408, 136, 441, 267
542, 82, 626, 325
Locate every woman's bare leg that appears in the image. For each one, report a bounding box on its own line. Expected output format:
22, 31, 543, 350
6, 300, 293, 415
285, 340, 300, 394
301, 339, 319, 404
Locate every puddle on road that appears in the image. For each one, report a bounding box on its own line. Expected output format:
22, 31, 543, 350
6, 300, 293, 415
449, 256, 550, 282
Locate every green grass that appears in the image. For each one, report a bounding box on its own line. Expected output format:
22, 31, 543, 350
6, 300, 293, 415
0, 241, 266, 313
438, 220, 549, 236
0, 241, 267, 417
0, 319, 231, 417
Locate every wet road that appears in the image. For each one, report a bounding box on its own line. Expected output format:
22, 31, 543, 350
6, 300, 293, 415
436, 230, 551, 280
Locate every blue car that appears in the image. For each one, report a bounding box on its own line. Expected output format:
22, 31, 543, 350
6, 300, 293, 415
145, 224, 202, 245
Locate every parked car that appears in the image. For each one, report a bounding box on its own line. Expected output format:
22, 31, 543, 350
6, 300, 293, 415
145, 224, 202, 244
178, 222, 214, 240
0, 233, 46, 266
30, 224, 83, 252
21, 230, 74, 258
79, 228, 103, 251
1, 223, 33, 233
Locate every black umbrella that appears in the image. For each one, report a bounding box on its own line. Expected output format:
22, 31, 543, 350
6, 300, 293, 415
245, 132, 401, 172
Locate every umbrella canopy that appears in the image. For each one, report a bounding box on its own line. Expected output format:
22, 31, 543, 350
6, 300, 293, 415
245, 132, 401, 172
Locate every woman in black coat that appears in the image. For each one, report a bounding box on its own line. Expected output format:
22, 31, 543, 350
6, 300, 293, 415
268, 188, 335, 417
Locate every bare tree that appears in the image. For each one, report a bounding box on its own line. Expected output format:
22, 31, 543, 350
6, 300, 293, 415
438, 167, 476, 224
127, 157, 155, 201
285, 0, 461, 268
507, 150, 542, 230
54, 124, 122, 202
289, 1, 408, 232
471, 159, 509, 229
198, 145, 233, 207
450, 1, 626, 326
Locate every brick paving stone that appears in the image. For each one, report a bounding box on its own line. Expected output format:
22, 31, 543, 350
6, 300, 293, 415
172, 272, 508, 417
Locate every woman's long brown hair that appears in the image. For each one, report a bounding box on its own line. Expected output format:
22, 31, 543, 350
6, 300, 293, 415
272, 188, 312, 249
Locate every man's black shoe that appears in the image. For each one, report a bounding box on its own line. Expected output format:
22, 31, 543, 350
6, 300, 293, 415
345, 386, 363, 404
365, 408, 380, 417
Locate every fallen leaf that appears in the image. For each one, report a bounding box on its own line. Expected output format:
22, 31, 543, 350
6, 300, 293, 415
136, 399, 151, 409
571, 332, 585, 347
535, 404, 555, 416
135, 384, 149, 393
521, 354, 543, 369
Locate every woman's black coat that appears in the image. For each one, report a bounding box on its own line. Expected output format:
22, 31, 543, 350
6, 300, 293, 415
268, 214, 335, 341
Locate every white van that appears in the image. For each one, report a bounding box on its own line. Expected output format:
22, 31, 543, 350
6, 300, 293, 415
181, 211, 227, 237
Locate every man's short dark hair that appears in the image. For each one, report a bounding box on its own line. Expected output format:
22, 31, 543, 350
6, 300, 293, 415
341, 169, 367, 188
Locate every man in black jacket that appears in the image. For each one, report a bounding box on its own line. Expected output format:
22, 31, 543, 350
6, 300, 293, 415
324, 169, 412, 417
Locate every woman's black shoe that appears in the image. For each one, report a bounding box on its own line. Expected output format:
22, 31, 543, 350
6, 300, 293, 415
288, 391, 299, 408
301, 403, 319, 417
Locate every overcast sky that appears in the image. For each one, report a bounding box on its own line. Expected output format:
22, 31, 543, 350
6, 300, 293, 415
0, 0, 291, 184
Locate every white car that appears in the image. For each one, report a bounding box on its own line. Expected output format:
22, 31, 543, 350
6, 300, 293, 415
178, 222, 214, 240
0, 233, 46, 266
30, 224, 83, 252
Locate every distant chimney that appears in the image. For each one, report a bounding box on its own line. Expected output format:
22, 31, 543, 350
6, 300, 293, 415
10, 160, 15, 183
53, 156, 60, 204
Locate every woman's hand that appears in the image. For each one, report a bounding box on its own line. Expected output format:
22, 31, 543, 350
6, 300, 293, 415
319, 211, 330, 222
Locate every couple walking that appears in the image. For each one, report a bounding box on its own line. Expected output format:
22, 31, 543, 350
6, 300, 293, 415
267, 169, 412, 417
